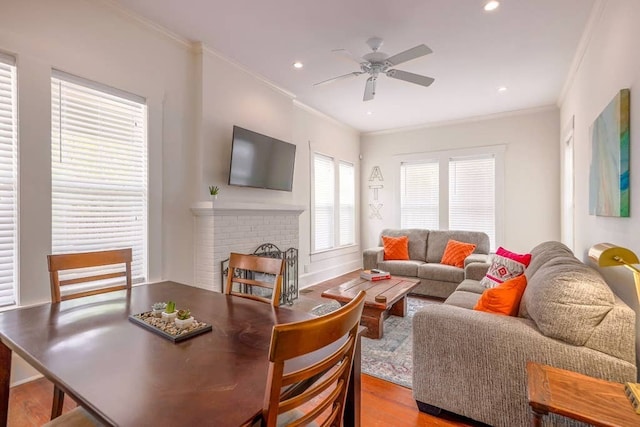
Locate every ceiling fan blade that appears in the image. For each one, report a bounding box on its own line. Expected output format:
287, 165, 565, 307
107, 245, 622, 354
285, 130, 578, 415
386, 69, 434, 87
384, 44, 432, 67
313, 71, 363, 86
363, 77, 376, 101
332, 49, 367, 65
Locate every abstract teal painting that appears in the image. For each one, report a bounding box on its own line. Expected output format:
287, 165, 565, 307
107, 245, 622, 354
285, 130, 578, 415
589, 89, 630, 217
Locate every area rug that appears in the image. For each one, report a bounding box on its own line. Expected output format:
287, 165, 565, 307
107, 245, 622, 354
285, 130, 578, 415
310, 297, 437, 389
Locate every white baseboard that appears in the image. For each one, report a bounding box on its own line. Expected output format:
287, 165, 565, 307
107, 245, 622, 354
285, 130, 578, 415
11, 373, 43, 388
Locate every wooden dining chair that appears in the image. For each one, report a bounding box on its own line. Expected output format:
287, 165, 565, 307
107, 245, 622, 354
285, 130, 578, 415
260, 290, 366, 427
46, 248, 132, 420
224, 252, 285, 307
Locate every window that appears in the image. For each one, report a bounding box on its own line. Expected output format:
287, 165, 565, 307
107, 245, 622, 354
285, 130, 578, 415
0, 53, 17, 307
312, 154, 355, 252
401, 161, 439, 229
399, 147, 503, 248
51, 71, 148, 284
313, 153, 334, 251
339, 161, 355, 246
449, 155, 495, 244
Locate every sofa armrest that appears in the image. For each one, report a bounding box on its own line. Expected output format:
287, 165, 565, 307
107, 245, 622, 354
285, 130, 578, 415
464, 253, 490, 266
464, 261, 490, 281
412, 306, 636, 427
362, 247, 384, 270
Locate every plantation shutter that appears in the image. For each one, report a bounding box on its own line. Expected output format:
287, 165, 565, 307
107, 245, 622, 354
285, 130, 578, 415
51, 70, 148, 284
313, 153, 334, 251
401, 161, 439, 229
339, 161, 355, 246
449, 155, 495, 247
0, 53, 17, 307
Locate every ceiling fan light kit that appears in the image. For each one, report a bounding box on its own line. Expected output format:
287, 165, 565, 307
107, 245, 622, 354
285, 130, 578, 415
314, 37, 435, 102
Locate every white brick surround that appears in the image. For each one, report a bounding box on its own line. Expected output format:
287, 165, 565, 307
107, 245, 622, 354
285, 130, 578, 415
190, 202, 304, 291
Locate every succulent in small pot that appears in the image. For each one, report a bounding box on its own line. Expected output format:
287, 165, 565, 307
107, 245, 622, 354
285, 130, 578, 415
209, 185, 220, 201
175, 308, 194, 329
151, 302, 166, 317
161, 301, 178, 321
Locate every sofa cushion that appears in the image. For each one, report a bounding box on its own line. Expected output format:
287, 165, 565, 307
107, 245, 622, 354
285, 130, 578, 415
443, 290, 481, 309
382, 235, 409, 260
377, 260, 424, 277
524, 241, 574, 279
379, 229, 429, 261
455, 279, 486, 294
418, 263, 464, 283
524, 260, 615, 346
426, 230, 490, 263
441, 240, 477, 268
474, 275, 527, 316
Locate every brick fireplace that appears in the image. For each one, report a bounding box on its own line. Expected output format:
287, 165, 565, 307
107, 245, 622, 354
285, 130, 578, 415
190, 201, 304, 292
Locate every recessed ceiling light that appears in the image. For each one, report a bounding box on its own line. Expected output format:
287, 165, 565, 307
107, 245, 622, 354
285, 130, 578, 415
498, 86, 508, 93
292, 61, 304, 69
366, 111, 373, 115
484, 1, 500, 11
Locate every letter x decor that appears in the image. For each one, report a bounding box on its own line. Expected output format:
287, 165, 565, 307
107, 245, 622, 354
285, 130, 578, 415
368, 166, 384, 220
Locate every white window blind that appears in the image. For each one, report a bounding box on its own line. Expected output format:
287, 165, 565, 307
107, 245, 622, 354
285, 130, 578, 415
0, 53, 17, 307
401, 161, 439, 229
51, 71, 148, 285
449, 155, 495, 246
339, 161, 355, 246
313, 153, 334, 251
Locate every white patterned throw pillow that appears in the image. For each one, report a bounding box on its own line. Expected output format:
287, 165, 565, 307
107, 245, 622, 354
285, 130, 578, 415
480, 247, 532, 288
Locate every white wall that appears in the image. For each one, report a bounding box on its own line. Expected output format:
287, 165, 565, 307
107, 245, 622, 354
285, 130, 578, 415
360, 108, 561, 252
0, 0, 196, 305
559, 0, 640, 371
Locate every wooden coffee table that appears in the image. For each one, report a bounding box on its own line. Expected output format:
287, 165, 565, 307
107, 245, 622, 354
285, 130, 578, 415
321, 273, 420, 339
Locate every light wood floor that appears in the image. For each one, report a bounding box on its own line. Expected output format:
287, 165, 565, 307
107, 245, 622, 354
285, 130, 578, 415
8, 271, 484, 426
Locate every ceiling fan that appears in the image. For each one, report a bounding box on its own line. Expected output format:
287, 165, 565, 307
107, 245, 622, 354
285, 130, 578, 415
314, 37, 435, 101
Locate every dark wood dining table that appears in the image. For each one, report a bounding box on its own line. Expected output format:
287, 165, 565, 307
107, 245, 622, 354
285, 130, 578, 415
0, 281, 362, 426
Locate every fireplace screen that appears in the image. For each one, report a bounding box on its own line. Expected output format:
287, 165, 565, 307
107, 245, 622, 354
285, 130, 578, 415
221, 243, 299, 305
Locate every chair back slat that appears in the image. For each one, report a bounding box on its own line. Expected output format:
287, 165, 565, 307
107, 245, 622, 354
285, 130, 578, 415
225, 252, 284, 307
261, 291, 365, 427
48, 248, 133, 303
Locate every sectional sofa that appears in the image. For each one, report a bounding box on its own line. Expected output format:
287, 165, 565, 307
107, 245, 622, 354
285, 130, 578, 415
412, 241, 637, 426
362, 228, 490, 298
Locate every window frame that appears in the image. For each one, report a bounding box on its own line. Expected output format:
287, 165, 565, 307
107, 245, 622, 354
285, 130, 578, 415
394, 145, 505, 249
311, 152, 357, 254
50, 70, 149, 285
0, 52, 18, 308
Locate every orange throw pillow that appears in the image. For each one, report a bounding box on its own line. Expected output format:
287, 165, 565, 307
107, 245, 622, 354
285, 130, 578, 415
382, 235, 410, 260
440, 239, 476, 268
474, 275, 528, 316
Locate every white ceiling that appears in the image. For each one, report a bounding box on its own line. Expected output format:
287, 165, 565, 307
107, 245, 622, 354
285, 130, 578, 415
113, 0, 595, 133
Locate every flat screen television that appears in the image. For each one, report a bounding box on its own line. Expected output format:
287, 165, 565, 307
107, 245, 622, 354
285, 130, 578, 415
228, 126, 296, 192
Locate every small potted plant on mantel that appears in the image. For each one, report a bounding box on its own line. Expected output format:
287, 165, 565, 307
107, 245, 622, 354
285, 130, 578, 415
175, 309, 193, 329
162, 301, 178, 321
209, 185, 220, 202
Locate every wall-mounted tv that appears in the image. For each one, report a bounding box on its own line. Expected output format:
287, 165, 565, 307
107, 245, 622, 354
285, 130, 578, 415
228, 126, 296, 192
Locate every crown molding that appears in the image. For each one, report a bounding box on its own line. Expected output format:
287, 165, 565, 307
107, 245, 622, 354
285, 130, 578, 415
195, 42, 296, 100
362, 105, 558, 137
292, 100, 357, 132
98, 0, 192, 48
557, 0, 608, 106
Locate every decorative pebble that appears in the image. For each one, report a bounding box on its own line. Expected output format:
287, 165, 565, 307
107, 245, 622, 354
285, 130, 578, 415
134, 311, 208, 336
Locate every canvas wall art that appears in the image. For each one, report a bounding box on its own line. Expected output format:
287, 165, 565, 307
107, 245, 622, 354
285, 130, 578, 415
589, 88, 630, 217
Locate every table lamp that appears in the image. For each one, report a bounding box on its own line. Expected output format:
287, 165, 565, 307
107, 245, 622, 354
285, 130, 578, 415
588, 242, 640, 414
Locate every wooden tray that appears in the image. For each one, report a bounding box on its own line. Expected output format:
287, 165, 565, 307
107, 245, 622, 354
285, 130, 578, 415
129, 311, 213, 343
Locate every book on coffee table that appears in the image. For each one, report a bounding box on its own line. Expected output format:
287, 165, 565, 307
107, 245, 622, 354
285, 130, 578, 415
360, 269, 391, 281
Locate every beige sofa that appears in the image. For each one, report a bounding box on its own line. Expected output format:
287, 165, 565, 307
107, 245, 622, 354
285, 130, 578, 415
412, 241, 637, 426
362, 229, 491, 298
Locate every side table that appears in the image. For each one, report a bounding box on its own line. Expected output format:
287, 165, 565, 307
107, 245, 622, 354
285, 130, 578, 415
526, 361, 639, 426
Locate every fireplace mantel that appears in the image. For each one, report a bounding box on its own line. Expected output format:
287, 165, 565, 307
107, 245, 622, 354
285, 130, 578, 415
190, 201, 306, 216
